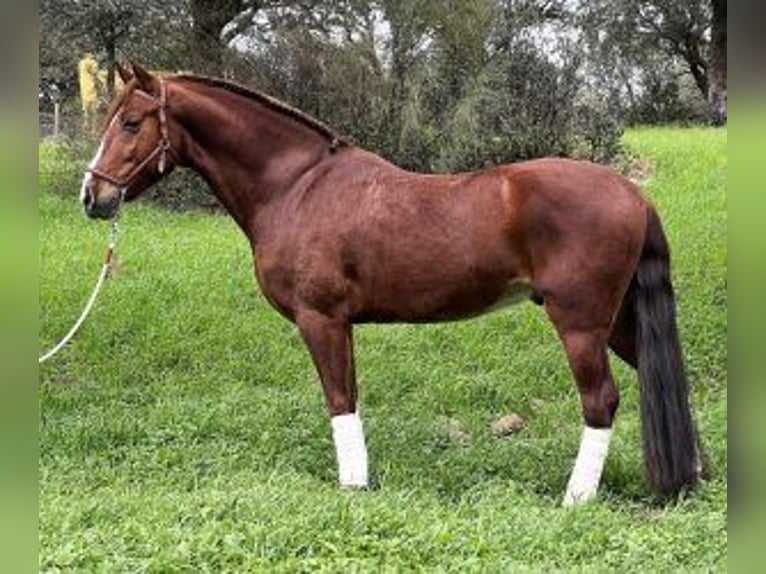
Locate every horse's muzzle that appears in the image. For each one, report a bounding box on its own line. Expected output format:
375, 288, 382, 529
83, 185, 122, 220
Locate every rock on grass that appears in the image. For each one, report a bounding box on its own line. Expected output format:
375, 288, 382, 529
491, 413, 525, 437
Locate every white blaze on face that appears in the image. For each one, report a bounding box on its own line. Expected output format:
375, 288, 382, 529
80, 139, 106, 203
80, 139, 104, 201
81, 112, 120, 203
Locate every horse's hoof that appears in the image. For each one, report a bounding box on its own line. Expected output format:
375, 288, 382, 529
339, 483, 369, 491
339, 474, 379, 491
562, 493, 594, 508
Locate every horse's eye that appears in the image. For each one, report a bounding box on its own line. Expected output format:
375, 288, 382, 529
122, 118, 141, 133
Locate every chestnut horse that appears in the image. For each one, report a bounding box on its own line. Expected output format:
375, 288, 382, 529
81, 63, 700, 505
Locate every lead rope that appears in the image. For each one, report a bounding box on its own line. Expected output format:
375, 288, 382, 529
39, 214, 121, 365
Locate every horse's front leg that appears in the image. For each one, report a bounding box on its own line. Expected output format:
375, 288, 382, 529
295, 309, 368, 488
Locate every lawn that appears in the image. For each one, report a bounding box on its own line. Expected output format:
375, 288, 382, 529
39, 127, 727, 571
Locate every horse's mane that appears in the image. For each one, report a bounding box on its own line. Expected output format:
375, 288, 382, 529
173, 74, 350, 148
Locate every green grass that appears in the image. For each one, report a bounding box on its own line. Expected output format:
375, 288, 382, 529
39, 127, 727, 571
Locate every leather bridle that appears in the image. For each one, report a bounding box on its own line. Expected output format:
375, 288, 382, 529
86, 79, 175, 189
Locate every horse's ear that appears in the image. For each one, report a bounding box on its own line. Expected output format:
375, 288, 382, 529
130, 61, 158, 94
116, 62, 133, 84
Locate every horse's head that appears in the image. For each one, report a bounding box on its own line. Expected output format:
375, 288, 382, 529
81, 63, 176, 219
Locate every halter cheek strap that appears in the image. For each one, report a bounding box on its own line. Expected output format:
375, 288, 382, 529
87, 79, 175, 189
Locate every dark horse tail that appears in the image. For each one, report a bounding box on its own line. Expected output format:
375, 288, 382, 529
633, 205, 699, 497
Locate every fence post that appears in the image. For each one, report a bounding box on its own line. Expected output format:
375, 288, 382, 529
54, 102, 61, 137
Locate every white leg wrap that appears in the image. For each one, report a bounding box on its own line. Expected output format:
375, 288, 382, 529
563, 426, 612, 507
331, 411, 368, 488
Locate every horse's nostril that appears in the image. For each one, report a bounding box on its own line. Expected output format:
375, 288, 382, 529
83, 186, 94, 209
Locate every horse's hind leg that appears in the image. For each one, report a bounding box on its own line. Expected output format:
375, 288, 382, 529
544, 301, 619, 506
295, 309, 368, 488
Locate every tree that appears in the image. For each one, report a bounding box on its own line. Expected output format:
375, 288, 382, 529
580, 0, 726, 124
224, 0, 624, 172
708, 0, 726, 125
40, 0, 191, 97
189, 0, 248, 75
40, 0, 645, 179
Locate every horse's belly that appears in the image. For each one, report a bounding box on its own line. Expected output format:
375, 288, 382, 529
483, 279, 534, 313
354, 273, 534, 323
432, 277, 535, 320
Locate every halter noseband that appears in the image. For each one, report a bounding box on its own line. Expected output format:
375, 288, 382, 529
87, 79, 175, 189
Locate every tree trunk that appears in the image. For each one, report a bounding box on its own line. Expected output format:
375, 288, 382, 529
708, 0, 727, 125
189, 0, 243, 76
684, 35, 709, 102
105, 26, 116, 99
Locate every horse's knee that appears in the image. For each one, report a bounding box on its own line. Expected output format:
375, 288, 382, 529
558, 330, 620, 428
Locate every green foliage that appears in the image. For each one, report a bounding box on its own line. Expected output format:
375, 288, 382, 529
39, 127, 726, 570
577, 0, 723, 125
37, 139, 214, 212
41, 0, 725, 170
230, 0, 623, 175
628, 73, 711, 126
39, 0, 193, 88
43, 0, 630, 194
144, 169, 216, 212
38, 138, 89, 197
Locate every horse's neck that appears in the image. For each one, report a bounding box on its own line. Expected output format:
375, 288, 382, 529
171, 81, 330, 234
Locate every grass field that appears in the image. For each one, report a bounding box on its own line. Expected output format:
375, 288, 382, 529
39, 127, 727, 571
